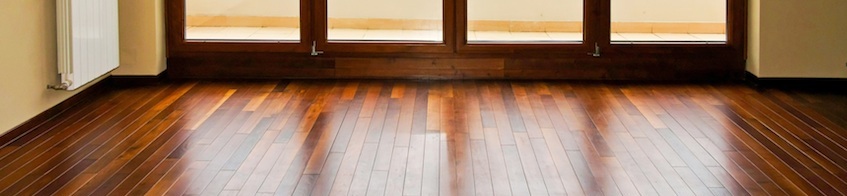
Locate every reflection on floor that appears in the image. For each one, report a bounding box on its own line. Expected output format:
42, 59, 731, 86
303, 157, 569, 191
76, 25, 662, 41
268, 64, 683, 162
186, 27, 727, 42
2, 80, 846, 195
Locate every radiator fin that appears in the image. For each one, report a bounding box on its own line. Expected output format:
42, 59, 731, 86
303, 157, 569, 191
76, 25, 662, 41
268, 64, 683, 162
56, 0, 119, 90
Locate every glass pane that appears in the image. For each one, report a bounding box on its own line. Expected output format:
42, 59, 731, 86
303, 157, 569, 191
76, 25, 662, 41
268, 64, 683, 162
185, 0, 300, 41
327, 0, 442, 42
467, 0, 583, 42
611, 0, 726, 42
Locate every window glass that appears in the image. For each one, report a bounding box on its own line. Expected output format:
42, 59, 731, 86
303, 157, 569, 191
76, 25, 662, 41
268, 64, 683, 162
467, 0, 584, 42
611, 0, 726, 42
327, 0, 443, 42
185, 0, 300, 41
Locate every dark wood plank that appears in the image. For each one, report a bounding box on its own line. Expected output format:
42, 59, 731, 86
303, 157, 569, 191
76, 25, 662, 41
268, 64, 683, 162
0, 86, 172, 194
1, 80, 845, 195
0, 77, 111, 148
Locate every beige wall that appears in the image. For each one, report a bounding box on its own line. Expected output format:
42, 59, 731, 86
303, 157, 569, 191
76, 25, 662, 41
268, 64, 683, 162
114, 0, 167, 76
748, 0, 847, 78
746, 0, 761, 76
0, 0, 165, 134
0, 0, 99, 133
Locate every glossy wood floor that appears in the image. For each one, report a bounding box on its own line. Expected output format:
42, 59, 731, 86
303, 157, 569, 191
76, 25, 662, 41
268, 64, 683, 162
1, 80, 846, 195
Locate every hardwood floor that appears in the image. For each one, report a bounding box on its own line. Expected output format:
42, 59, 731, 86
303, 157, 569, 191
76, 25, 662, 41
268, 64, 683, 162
1, 80, 846, 195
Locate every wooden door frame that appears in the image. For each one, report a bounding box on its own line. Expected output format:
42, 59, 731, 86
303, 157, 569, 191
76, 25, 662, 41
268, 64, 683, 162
601, 0, 747, 57
165, 0, 313, 53
454, 0, 595, 55
313, 0, 457, 54
165, 0, 747, 80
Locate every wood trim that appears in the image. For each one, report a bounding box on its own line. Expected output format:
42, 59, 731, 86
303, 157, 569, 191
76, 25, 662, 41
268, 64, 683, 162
592, 0, 609, 50
745, 71, 847, 90
729, 0, 748, 59
167, 53, 743, 80
605, 0, 745, 59
166, 0, 747, 80
458, 0, 744, 56
0, 78, 112, 148
455, 0, 593, 54
110, 71, 169, 86
166, 0, 312, 54
313, 0, 456, 54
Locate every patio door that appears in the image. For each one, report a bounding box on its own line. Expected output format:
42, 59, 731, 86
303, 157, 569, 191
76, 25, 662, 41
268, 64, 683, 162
167, 0, 745, 79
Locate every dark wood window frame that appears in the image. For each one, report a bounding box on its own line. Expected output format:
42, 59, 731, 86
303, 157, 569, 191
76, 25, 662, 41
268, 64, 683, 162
314, 0, 456, 54
167, 0, 314, 53
165, 0, 747, 80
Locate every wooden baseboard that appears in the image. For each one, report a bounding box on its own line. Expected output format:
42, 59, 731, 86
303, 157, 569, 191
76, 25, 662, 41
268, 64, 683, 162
0, 77, 112, 147
167, 53, 745, 81
745, 71, 847, 90
110, 71, 168, 86
186, 15, 725, 34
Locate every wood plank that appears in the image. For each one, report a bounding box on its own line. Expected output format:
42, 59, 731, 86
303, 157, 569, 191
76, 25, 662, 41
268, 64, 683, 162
348, 143, 379, 195
383, 147, 409, 195
484, 83, 517, 145
513, 133, 550, 195
1, 86, 176, 195
327, 114, 373, 195
502, 145, 531, 195
481, 126, 512, 196
372, 98, 402, 171
402, 135, 425, 195
421, 134, 441, 195
2, 80, 845, 196
469, 140, 494, 195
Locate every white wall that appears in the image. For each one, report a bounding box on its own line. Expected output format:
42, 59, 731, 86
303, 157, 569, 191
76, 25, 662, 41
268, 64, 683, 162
748, 0, 847, 78
187, 0, 726, 22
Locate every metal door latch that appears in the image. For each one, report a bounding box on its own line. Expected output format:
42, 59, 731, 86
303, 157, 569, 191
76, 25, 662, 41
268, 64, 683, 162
311, 41, 324, 56
588, 42, 601, 57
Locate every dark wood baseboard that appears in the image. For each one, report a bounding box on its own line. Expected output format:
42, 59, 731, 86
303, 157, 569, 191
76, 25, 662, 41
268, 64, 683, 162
0, 77, 112, 147
745, 71, 847, 90
110, 71, 168, 86
167, 53, 746, 81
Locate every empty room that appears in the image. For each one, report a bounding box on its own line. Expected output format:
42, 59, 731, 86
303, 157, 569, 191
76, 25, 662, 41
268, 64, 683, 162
2, 0, 847, 195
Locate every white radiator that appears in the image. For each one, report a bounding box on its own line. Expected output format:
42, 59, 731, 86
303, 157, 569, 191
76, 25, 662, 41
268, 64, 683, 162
53, 0, 119, 90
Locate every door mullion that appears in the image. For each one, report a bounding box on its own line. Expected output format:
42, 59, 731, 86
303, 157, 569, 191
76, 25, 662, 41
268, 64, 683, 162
585, 0, 610, 51
312, 0, 328, 48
